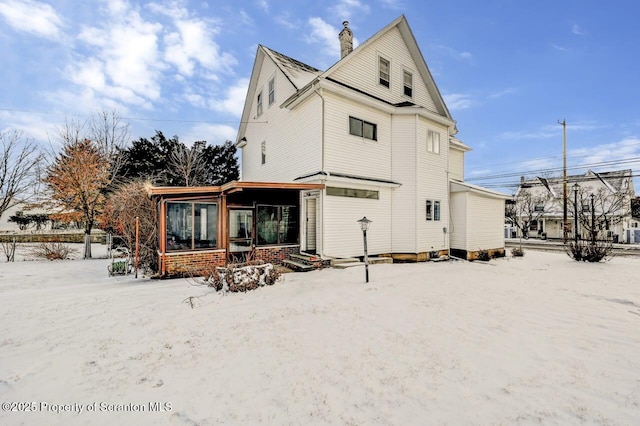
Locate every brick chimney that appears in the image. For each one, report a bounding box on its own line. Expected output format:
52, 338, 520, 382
339, 21, 353, 58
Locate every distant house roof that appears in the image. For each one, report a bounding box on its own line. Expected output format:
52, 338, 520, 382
520, 169, 633, 194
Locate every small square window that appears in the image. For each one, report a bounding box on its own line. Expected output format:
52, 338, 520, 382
379, 57, 390, 88
403, 70, 413, 97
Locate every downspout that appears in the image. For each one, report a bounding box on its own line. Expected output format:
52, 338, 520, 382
313, 83, 326, 257
446, 128, 452, 259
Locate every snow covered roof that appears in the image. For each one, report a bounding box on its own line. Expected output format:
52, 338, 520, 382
262, 46, 322, 91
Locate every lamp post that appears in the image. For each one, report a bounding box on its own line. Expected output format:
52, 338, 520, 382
357, 216, 371, 283
590, 193, 596, 244
573, 183, 580, 244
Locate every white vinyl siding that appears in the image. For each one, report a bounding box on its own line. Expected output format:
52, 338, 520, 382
322, 185, 392, 258
416, 117, 449, 253
466, 193, 505, 250
449, 148, 464, 181
330, 27, 438, 113
241, 56, 322, 182
391, 114, 417, 253
450, 188, 505, 252
449, 192, 467, 250
323, 92, 391, 180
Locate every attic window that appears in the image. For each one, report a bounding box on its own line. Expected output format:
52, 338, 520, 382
268, 77, 275, 106
379, 57, 390, 88
403, 70, 413, 97
257, 91, 263, 116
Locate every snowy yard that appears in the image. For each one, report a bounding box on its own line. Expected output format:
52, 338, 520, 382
1, 245, 639, 425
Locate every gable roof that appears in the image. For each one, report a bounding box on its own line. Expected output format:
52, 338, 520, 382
237, 15, 454, 145
519, 169, 633, 194
320, 15, 451, 119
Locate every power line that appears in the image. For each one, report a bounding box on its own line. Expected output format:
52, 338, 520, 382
0, 108, 265, 124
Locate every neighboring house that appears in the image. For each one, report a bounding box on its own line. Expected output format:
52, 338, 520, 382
512, 169, 637, 243
236, 16, 506, 260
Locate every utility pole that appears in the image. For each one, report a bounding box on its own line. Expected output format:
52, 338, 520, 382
559, 119, 568, 242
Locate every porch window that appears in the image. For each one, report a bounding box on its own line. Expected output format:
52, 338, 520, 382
257, 205, 298, 246
166, 202, 217, 251
229, 209, 253, 252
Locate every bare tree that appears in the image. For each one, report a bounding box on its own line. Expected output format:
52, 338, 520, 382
0, 130, 41, 220
506, 188, 553, 241
573, 185, 632, 242
89, 110, 130, 186
169, 142, 207, 187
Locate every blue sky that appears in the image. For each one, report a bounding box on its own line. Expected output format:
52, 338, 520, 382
1, 0, 639, 193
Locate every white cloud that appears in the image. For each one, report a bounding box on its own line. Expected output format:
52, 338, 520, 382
306, 17, 340, 61
570, 137, 640, 170
182, 123, 237, 146
550, 43, 568, 52
164, 18, 237, 77
257, 0, 269, 12
499, 122, 605, 141
329, 0, 370, 21
379, 0, 405, 10
275, 12, 298, 30
211, 78, 249, 117
572, 24, 585, 36
0, 0, 64, 38
489, 88, 518, 99
443, 93, 474, 111
433, 45, 473, 61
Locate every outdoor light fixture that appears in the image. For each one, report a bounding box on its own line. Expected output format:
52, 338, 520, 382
357, 216, 372, 283
573, 183, 580, 244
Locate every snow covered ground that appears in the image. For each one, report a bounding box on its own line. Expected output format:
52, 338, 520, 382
1, 244, 639, 425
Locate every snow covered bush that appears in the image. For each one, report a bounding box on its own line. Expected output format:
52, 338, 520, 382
28, 242, 77, 260
511, 247, 525, 257
566, 239, 612, 263
203, 263, 281, 293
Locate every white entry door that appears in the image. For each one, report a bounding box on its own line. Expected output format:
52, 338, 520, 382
305, 198, 317, 253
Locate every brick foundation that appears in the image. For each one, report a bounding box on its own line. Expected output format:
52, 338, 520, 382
254, 245, 300, 265
161, 245, 300, 277
161, 249, 226, 277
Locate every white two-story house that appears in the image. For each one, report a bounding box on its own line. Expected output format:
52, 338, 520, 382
236, 15, 507, 261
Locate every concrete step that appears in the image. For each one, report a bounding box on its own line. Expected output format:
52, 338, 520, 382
290, 253, 323, 263
333, 261, 364, 269
369, 257, 393, 265
282, 259, 316, 272
330, 257, 360, 266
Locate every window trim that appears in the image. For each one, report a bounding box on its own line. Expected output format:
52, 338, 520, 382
166, 201, 218, 251
257, 90, 263, 117
403, 70, 413, 98
378, 56, 390, 88
426, 199, 441, 221
268, 76, 275, 106
327, 186, 380, 199
427, 129, 440, 154
256, 204, 299, 246
348, 116, 377, 141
